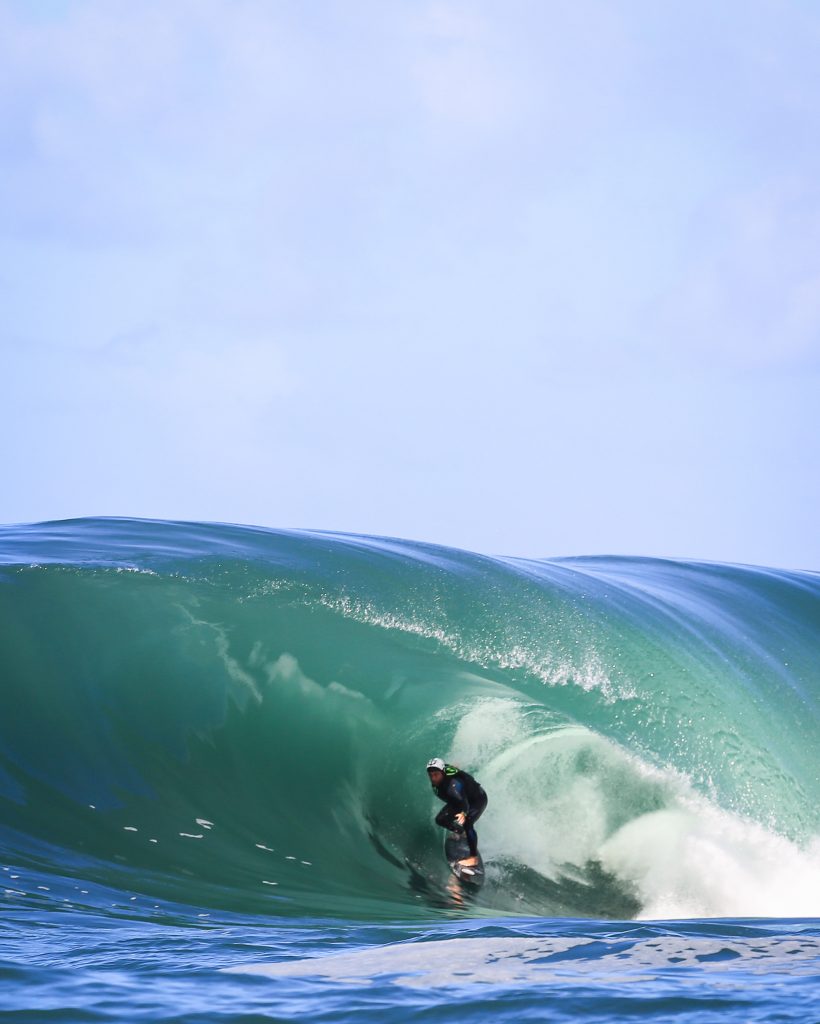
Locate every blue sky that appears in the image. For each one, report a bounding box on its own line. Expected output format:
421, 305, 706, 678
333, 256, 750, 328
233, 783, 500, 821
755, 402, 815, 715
2, 0, 818, 569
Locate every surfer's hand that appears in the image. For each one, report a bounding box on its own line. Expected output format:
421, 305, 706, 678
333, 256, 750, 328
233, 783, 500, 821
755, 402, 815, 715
455, 812, 466, 826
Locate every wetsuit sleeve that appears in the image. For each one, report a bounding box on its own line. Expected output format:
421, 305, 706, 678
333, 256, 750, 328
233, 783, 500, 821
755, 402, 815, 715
446, 779, 470, 814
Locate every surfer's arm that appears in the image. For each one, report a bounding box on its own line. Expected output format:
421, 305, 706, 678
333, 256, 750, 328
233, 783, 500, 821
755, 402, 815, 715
447, 780, 470, 820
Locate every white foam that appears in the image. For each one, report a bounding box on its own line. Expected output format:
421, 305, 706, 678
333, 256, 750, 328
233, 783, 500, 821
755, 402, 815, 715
446, 697, 820, 919
226, 934, 820, 987
600, 803, 820, 919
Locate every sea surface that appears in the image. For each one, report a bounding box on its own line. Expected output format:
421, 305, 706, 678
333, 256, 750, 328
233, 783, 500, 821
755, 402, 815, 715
1, 518, 819, 1022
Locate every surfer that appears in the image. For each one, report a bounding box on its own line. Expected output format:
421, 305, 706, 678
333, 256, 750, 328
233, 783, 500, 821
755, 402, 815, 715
426, 757, 488, 869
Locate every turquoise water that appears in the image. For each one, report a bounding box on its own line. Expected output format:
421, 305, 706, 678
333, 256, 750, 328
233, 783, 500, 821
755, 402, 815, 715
1, 518, 819, 1021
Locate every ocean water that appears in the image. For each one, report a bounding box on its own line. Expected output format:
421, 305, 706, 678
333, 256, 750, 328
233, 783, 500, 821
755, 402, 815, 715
1, 518, 819, 1022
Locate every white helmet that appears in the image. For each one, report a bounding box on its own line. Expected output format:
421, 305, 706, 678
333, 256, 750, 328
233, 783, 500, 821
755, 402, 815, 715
426, 757, 445, 772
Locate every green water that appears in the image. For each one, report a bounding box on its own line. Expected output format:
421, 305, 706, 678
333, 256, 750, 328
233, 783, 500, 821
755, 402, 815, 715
1, 519, 818, 922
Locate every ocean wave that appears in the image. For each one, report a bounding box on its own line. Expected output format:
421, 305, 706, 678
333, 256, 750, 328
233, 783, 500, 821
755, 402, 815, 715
1, 518, 818, 921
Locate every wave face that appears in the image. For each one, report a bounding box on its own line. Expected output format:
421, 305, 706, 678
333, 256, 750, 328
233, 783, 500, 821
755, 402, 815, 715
1, 518, 819, 922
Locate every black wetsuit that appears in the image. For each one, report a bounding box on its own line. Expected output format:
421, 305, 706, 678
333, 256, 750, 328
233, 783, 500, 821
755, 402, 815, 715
431, 765, 488, 857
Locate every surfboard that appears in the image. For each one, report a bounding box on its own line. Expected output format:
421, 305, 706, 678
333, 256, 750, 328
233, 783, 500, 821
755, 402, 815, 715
444, 832, 485, 886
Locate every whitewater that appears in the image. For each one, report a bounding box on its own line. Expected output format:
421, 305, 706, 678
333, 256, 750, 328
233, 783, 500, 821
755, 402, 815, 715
1, 518, 819, 1022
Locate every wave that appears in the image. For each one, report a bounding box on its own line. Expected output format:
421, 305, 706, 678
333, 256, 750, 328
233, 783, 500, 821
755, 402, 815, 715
1, 518, 819, 920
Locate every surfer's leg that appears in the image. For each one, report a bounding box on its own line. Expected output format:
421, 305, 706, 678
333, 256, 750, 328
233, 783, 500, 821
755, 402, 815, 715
435, 806, 461, 834
470, 790, 488, 825
460, 792, 488, 862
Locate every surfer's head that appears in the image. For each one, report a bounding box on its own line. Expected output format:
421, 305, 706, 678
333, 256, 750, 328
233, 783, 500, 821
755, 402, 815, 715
426, 757, 445, 786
